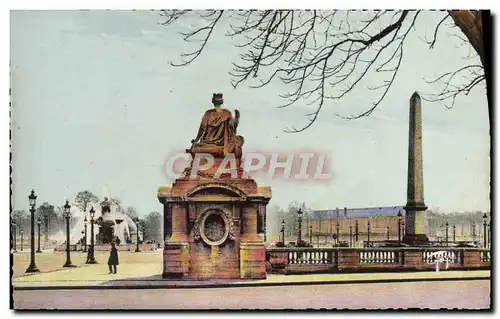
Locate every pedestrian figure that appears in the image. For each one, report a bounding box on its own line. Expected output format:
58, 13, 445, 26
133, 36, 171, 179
86, 244, 94, 263
108, 242, 119, 274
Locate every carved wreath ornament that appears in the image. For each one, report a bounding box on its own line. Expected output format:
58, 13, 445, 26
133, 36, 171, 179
194, 208, 235, 246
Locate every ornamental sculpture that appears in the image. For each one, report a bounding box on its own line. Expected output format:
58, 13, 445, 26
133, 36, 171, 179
189, 93, 244, 159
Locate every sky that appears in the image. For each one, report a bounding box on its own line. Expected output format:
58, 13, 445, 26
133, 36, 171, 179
10, 10, 490, 216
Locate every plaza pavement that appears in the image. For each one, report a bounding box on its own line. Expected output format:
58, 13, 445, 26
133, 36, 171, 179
14, 280, 491, 309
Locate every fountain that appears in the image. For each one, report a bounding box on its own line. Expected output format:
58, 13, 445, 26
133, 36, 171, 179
53, 198, 139, 250
94, 197, 136, 245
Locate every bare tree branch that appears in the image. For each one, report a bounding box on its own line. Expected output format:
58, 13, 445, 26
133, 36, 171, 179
159, 10, 486, 131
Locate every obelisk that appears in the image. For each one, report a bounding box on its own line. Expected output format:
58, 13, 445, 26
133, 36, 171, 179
403, 92, 429, 245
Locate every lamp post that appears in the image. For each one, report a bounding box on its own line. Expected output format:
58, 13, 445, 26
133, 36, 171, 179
20, 229, 24, 251
80, 230, 85, 250
483, 213, 488, 248
472, 222, 476, 242
367, 221, 371, 247
134, 217, 141, 252
445, 222, 449, 247
316, 231, 320, 247
44, 214, 49, 242
355, 220, 359, 243
397, 211, 402, 245
12, 222, 17, 252
349, 225, 353, 247
453, 224, 456, 242
62, 200, 75, 268
309, 224, 312, 244
488, 223, 491, 248
281, 219, 285, 246
297, 208, 303, 246
83, 216, 88, 252
26, 189, 40, 273
335, 221, 340, 246
386, 226, 390, 240
86, 206, 97, 264
36, 217, 42, 253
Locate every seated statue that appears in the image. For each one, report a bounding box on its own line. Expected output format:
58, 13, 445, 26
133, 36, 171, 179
188, 93, 244, 159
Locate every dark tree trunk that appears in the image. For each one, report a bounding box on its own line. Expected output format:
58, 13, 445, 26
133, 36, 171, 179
448, 10, 484, 67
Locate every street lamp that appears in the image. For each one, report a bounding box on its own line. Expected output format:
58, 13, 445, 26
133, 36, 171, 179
367, 221, 371, 247
36, 217, 42, 253
62, 200, 75, 268
316, 231, 320, 247
87, 206, 97, 264
309, 224, 312, 244
472, 221, 476, 242
134, 217, 141, 252
281, 219, 285, 246
25, 189, 40, 273
445, 221, 449, 247
488, 223, 491, 248
355, 220, 359, 243
20, 229, 24, 251
453, 224, 456, 242
483, 213, 488, 248
397, 211, 403, 245
297, 208, 303, 246
83, 216, 88, 252
386, 226, 390, 240
334, 221, 339, 245
11, 221, 17, 252
349, 225, 353, 247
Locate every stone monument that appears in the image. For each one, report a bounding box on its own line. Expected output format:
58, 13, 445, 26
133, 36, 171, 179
403, 92, 429, 245
158, 93, 271, 280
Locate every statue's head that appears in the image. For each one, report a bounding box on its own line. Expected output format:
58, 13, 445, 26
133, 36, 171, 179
212, 93, 223, 106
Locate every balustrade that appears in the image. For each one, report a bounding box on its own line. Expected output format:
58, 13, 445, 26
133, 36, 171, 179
482, 250, 491, 262
359, 251, 397, 263
423, 250, 459, 264
267, 246, 490, 274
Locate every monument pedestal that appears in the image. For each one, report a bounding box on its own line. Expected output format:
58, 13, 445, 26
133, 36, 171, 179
159, 178, 271, 280
240, 242, 266, 279
402, 234, 429, 246
159, 92, 271, 280
163, 242, 190, 279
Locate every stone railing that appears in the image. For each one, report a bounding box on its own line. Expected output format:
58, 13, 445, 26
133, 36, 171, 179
266, 247, 491, 274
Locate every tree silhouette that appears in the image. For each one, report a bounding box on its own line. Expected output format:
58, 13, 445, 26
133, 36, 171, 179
159, 10, 486, 131
124, 206, 138, 220
74, 190, 98, 213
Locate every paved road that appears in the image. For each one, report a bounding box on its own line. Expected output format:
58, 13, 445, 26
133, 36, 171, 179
13, 280, 490, 310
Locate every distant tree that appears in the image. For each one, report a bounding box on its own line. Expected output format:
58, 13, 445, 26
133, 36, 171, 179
138, 219, 148, 242
143, 211, 162, 242
160, 10, 487, 130
53, 205, 68, 231
124, 207, 138, 220
37, 202, 57, 238
74, 190, 98, 213
284, 201, 305, 237
266, 204, 284, 237
11, 209, 28, 231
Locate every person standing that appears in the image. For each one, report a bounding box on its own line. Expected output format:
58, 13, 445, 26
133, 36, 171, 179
86, 244, 94, 263
108, 242, 119, 274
